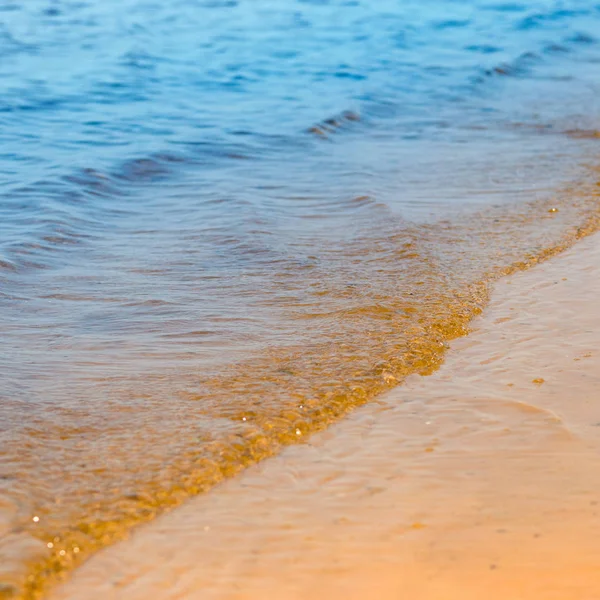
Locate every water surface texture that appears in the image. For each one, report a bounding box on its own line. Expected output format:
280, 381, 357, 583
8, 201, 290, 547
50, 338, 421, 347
1, 0, 600, 596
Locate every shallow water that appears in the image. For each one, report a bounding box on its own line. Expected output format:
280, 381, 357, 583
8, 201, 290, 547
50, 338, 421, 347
1, 0, 600, 596
50, 231, 600, 600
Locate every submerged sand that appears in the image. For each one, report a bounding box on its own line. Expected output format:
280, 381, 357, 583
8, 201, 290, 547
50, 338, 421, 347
50, 232, 600, 599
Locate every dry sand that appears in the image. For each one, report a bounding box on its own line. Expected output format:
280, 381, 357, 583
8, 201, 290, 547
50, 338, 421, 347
50, 232, 600, 600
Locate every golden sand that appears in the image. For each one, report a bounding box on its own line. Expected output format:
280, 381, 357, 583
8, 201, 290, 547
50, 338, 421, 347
46, 230, 600, 599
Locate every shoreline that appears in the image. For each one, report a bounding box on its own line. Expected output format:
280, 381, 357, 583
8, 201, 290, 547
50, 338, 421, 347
48, 230, 600, 599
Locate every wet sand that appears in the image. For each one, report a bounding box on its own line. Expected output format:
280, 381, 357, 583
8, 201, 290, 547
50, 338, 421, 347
49, 231, 600, 600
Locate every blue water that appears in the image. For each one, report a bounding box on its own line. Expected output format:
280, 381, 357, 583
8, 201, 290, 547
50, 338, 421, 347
2, 0, 600, 594
1, 1, 598, 193
1, 0, 599, 264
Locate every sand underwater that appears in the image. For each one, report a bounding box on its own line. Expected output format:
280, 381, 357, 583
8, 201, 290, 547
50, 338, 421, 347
48, 228, 600, 600
49, 227, 600, 600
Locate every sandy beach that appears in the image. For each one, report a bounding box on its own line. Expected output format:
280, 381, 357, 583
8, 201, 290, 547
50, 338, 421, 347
4, 2, 600, 599
48, 230, 600, 600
